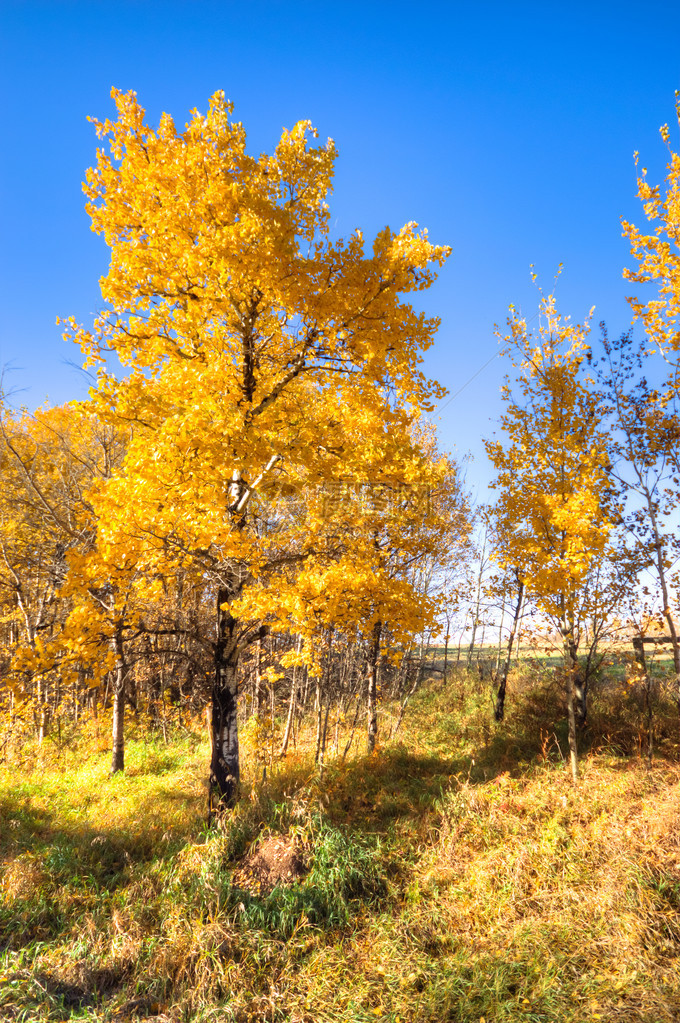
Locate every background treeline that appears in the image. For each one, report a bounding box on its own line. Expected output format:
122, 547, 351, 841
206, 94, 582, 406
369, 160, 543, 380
0, 400, 472, 774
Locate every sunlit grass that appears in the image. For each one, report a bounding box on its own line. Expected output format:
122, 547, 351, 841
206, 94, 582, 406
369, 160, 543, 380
2, 669, 680, 1021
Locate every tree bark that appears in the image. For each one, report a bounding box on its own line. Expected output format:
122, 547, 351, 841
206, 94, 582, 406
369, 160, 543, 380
574, 670, 588, 731
314, 679, 323, 764
280, 635, 301, 755
209, 588, 240, 814
367, 620, 381, 754
111, 629, 126, 774
494, 577, 524, 722
442, 630, 450, 686
561, 618, 579, 785
36, 676, 48, 745
633, 637, 653, 768
254, 635, 264, 718
319, 690, 331, 766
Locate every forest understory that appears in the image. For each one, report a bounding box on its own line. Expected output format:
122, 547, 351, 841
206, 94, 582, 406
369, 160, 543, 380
3, 659, 680, 1023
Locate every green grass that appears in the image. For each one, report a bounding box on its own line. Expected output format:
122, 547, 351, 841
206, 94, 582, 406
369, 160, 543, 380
2, 668, 680, 1021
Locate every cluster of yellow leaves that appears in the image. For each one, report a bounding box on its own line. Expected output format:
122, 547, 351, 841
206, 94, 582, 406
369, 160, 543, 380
0, 404, 127, 693
61, 89, 460, 673
70, 88, 448, 406
623, 93, 680, 357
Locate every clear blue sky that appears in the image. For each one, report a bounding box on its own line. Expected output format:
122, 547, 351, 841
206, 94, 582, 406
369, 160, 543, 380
1, 0, 679, 497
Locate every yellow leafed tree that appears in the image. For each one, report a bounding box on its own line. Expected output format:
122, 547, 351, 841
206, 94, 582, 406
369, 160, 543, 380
623, 93, 680, 363
485, 291, 614, 782
620, 98, 680, 721
0, 402, 126, 751
66, 89, 451, 808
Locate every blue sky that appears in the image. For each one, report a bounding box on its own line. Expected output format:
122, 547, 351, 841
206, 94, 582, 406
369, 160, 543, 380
1, 0, 679, 497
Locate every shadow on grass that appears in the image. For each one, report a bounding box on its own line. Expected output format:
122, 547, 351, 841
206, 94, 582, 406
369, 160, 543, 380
0, 773, 206, 959
4, 676, 680, 1022
335, 672, 680, 836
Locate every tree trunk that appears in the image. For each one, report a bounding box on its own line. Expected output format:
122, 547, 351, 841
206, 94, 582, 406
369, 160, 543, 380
367, 620, 381, 754
111, 632, 126, 773
297, 663, 310, 740
561, 619, 579, 785
314, 679, 323, 763
515, 588, 526, 665
269, 672, 276, 767
562, 623, 587, 731
442, 629, 450, 686
633, 637, 653, 768
494, 578, 524, 722
111, 686, 125, 773
467, 609, 478, 667
574, 671, 588, 730
37, 676, 48, 745
111, 630, 126, 774
334, 695, 341, 755
91, 683, 100, 741
254, 635, 264, 718
209, 588, 240, 814
496, 591, 506, 672
319, 691, 331, 766
280, 636, 301, 755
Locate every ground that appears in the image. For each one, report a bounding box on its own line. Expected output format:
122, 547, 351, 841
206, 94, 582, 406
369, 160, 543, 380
2, 668, 680, 1021
231, 834, 307, 895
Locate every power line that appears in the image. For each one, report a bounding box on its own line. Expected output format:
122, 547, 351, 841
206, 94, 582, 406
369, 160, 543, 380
436, 350, 501, 413
436, 308, 541, 414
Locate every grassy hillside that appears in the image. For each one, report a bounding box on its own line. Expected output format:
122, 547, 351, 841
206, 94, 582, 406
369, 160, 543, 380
2, 670, 680, 1022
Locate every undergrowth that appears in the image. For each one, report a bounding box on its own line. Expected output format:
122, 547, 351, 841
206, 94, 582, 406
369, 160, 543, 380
2, 667, 680, 1021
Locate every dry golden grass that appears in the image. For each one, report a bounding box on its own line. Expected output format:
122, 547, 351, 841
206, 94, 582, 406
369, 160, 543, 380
0, 853, 47, 901
2, 673, 680, 1021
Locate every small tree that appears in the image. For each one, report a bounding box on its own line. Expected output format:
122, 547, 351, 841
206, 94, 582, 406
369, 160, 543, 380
597, 330, 680, 670
486, 291, 614, 782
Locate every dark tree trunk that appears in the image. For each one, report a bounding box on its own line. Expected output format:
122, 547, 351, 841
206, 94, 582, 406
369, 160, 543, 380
442, 629, 450, 686
209, 588, 240, 815
494, 577, 524, 722
254, 635, 264, 718
91, 683, 100, 742
314, 679, 323, 763
367, 620, 381, 754
633, 637, 653, 768
574, 672, 588, 731
562, 629, 587, 731
320, 690, 331, 765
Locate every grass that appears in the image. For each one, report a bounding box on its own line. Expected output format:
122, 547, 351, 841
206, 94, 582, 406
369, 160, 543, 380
2, 666, 680, 1021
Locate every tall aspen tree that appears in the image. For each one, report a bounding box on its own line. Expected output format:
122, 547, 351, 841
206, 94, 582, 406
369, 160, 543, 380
66, 90, 450, 809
